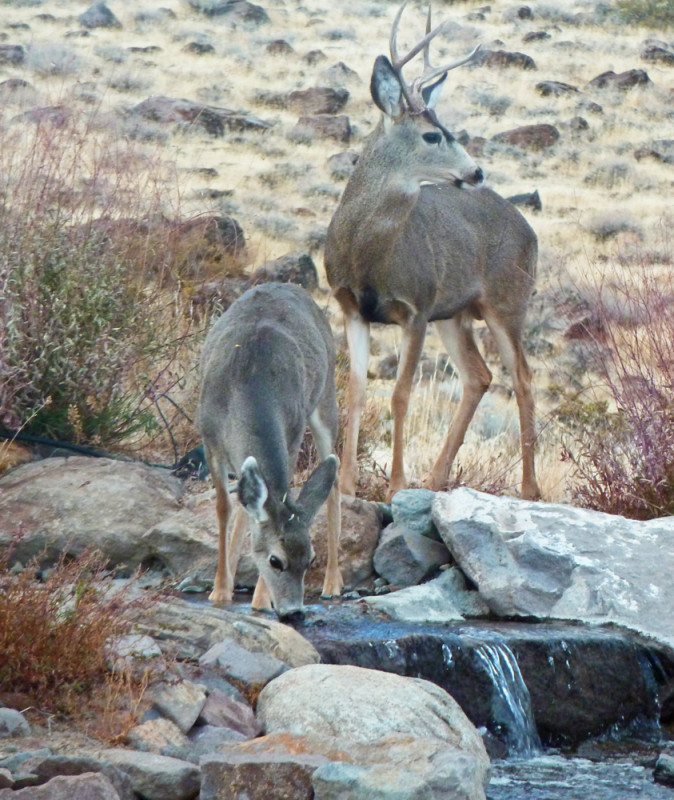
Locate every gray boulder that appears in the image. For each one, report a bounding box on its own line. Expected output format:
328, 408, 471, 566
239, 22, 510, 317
373, 528, 449, 587
0, 772, 122, 799
0, 709, 30, 739
257, 664, 490, 800
100, 750, 199, 800
79, 3, 121, 29
433, 488, 674, 648
0, 457, 183, 570
364, 566, 489, 623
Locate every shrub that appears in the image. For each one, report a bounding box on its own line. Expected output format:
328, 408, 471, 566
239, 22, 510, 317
0, 113, 205, 450
0, 545, 153, 722
556, 261, 674, 519
614, 0, 674, 27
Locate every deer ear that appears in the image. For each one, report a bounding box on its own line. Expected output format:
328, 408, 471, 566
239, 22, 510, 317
238, 457, 269, 522
295, 455, 338, 522
421, 71, 447, 110
371, 55, 404, 118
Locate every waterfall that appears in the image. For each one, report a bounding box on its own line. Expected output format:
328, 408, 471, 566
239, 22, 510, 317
474, 642, 542, 757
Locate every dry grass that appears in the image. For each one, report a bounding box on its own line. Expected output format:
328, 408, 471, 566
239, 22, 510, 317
0, 544, 162, 738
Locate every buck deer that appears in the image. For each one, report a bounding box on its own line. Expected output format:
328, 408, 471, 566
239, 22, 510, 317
198, 282, 343, 621
325, 1, 540, 502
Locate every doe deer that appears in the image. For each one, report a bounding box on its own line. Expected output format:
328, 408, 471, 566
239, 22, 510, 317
198, 282, 343, 621
325, 0, 540, 501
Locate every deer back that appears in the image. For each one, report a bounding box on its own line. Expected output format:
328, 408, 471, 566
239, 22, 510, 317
198, 282, 337, 496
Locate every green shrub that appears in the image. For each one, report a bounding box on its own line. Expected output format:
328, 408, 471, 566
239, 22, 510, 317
0, 115, 199, 448
614, 0, 674, 26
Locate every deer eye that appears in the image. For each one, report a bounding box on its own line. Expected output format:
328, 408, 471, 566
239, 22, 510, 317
422, 131, 442, 145
269, 555, 284, 571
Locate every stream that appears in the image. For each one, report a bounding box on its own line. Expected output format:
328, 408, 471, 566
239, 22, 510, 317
257, 597, 674, 799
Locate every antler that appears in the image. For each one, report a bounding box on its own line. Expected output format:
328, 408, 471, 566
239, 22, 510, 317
389, 0, 480, 112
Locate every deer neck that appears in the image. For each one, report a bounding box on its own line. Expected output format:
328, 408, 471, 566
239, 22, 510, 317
342, 135, 421, 252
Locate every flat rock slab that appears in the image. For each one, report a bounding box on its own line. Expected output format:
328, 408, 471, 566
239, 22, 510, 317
433, 488, 674, 649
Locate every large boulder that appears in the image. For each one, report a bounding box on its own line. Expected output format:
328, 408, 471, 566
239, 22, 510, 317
0, 457, 183, 570
256, 664, 490, 800
433, 488, 674, 648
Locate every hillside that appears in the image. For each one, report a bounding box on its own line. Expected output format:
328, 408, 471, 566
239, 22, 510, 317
1, 0, 672, 512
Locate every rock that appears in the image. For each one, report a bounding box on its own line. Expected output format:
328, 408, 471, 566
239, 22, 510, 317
327, 150, 359, 180
0, 45, 25, 66
536, 80, 579, 97
492, 123, 560, 150
0, 772, 122, 799
634, 140, 674, 164
188, 0, 269, 25
373, 528, 450, 587
390, 488, 441, 539
363, 566, 489, 622
258, 664, 489, 799
141, 500, 223, 585
304, 50, 327, 66
0, 755, 135, 800
0, 457, 183, 572
183, 42, 215, 55
0, 709, 30, 739
147, 680, 207, 734
198, 689, 262, 738
641, 44, 674, 65
135, 597, 320, 667
127, 719, 191, 754
187, 724, 247, 755
79, 3, 121, 29
319, 62, 361, 88
507, 190, 542, 211
432, 488, 674, 649
523, 31, 550, 42
201, 751, 326, 800
287, 87, 349, 115
476, 49, 536, 70
292, 115, 351, 143
247, 251, 319, 290
100, 750, 199, 800
654, 753, 674, 787
187, 277, 246, 319
266, 39, 294, 56
131, 97, 270, 135
306, 494, 382, 593
199, 638, 288, 688
107, 634, 163, 672
588, 69, 651, 91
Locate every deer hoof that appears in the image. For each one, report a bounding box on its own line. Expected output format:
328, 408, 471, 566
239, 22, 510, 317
209, 588, 232, 607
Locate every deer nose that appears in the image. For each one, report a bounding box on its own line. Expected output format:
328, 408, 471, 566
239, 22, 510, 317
279, 608, 306, 624
469, 166, 484, 186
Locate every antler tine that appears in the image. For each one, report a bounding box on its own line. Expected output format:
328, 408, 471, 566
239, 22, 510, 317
423, 5, 432, 71
389, 0, 450, 73
414, 43, 482, 92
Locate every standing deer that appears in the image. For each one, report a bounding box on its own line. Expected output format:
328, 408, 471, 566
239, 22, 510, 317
198, 282, 343, 621
325, 1, 540, 501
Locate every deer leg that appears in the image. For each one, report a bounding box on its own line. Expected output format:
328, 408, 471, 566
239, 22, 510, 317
251, 575, 272, 611
389, 317, 427, 499
484, 318, 541, 501
429, 315, 492, 491
209, 473, 233, 607
341, 309, 371, 496
308, 409, 344, 598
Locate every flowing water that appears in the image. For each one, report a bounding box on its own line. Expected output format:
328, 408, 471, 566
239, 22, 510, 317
202, 595, 674, 797
474, 642, 541, 757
